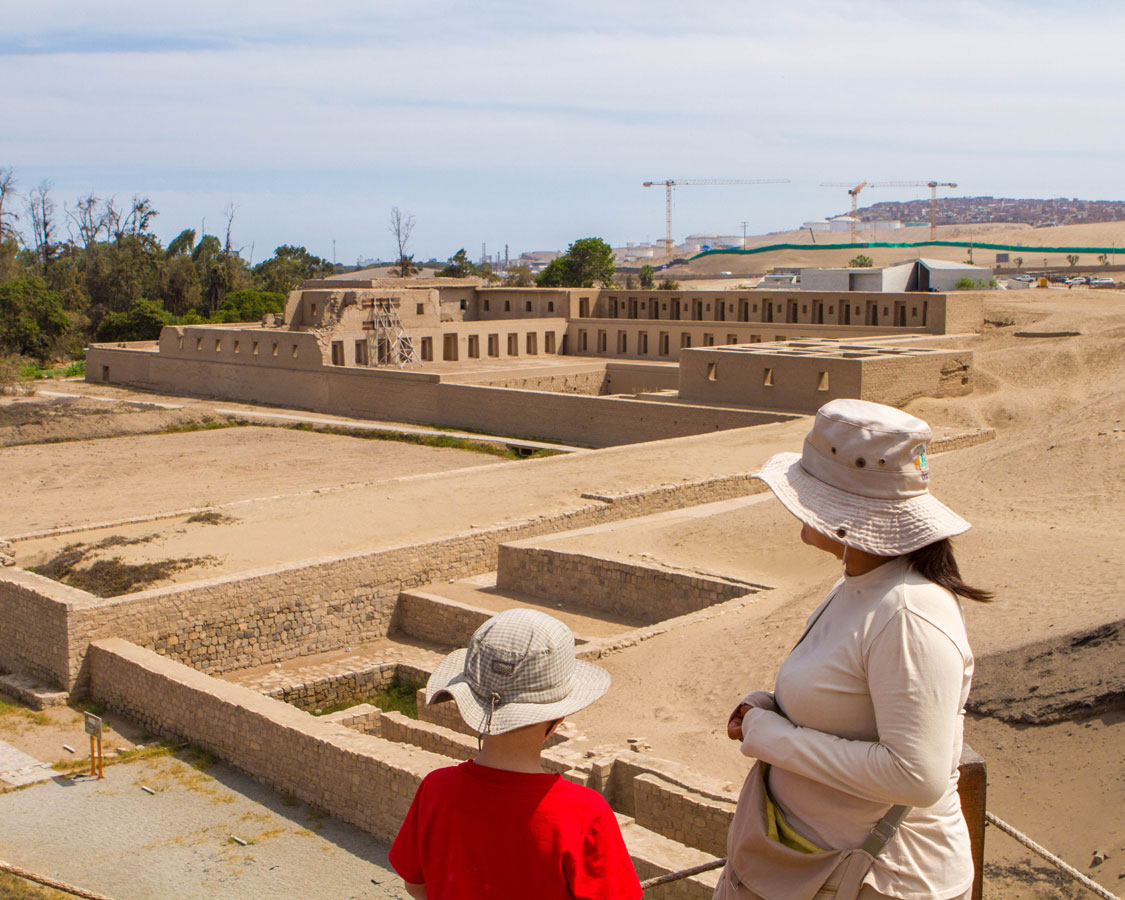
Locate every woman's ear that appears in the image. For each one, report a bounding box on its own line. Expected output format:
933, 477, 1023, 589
544, 717, 564, 739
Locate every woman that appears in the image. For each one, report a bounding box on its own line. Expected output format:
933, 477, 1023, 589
721, 399, 990, 900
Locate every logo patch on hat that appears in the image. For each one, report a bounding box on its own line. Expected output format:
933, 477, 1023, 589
915, 446, 929, 481
490, 659, 516, 676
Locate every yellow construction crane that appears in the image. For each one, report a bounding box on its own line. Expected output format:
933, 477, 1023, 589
868, 181, 958, 239
642, 178, 790, 255
823, 180, 958, 241
819, 181, 868, 242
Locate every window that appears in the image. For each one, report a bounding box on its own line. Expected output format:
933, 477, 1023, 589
526, 333, 537, 355
597, 330, 607, 352
355, 340, 368, 365
703, 333, 715, 346
547, 301, 555, 313
101, 365, 109, 382
639, 332, 649, 354
233, 340, 240, 354
544, 332, 555, 353
416, 303, 425, 315
818, 371, 830, 391
578, 329, 588, 351
764, 367, 774, 386
525, 301, 532, 312
484, 299, 490, 312
272, 342, 279, 356
507, 333, 519, 355
177, 335, 183, 349
460, 299, 467, 310
196, 338, 203, 351
659, 332, 669, 356
504, 300, 511, 312
421, 337, 433, 361
775, 335, 786, 342
310, 303, 317, 317
579, 298, 590, 317
291, 344, 299, 358
707, 362, 718, 381
252, 341, 259, 356
681, 333, 691, 348
617, 331, 627, 353
727, 334, 738, 345
443, 334, 459, 361
750, 335, 761, 343
331, 341, 344, 365
488, 334, 499, 357
215, 339, 222, 352
468, 335, 480, 358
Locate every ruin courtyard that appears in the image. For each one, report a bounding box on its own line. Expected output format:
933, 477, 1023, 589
0, 287, 1122, 900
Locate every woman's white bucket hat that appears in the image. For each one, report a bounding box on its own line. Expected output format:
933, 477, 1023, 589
753, 398, 970, 555
426, 608, 610, 736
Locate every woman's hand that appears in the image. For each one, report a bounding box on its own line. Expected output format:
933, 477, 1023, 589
727, 703, 751, 740
727, 691, 777, 741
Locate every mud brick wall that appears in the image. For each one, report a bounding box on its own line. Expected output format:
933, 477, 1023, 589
633, 773, 735, 857
390, 592, 492, 648
320, 703, 382, 735
474, 369, 608, 396
87, 638, 447, 843
496, 545, 756, 624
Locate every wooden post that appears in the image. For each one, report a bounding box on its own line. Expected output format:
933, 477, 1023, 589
957, 743, 987, 900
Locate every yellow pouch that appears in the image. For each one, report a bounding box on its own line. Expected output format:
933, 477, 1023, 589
763, 765, 826, 855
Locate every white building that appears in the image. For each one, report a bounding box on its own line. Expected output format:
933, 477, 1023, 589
797, 258, 993, 293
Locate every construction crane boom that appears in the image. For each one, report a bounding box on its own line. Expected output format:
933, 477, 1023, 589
642, 178, 789, 254
821, 180, 957, 241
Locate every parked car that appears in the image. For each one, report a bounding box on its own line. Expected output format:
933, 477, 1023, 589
1066, 276, 1088, 285
1013, 275, 1035, 282
1048, 274, 1068, 283
1089, 277, 1114, 285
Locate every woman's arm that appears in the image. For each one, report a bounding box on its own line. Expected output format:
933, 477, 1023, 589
404, 882, 427, 899
739, 610, 967, 808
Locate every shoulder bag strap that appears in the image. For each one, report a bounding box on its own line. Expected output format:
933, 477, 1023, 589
860, 804, 911, 857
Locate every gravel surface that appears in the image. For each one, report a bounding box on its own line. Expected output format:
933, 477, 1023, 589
0, 752, 409, 900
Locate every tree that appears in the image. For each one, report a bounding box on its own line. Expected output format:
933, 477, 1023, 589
639, 264, 655, 289
848, 254, 873, 268
624, 273, 636, 289
1098, 253, 1109, 266
95, 296, 169, 342
26, 181, 56, 276
389, 207, 417, 278
0, 276, 69, 361
658, 278, 679, 290
536, 237, 616, 288
1066, 254, 1079, 268
213, 289, 286, 322
437, 248, 479, 278
253, 245, 334, 294
0, 167, 18, 242
1014, 256, 1023, 270
503, 263, 533, 287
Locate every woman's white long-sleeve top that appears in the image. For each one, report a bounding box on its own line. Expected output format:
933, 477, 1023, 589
739, 556, 975, 900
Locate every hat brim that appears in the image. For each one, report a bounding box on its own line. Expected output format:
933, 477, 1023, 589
753, 452, 970, 555
424, 647, 611, 735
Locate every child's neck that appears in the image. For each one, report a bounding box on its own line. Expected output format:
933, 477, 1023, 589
475, 729, 549, 774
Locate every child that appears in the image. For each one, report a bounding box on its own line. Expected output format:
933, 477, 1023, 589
388, 608, 642, 900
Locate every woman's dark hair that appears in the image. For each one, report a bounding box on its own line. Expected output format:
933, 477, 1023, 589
907, 539, 993, 602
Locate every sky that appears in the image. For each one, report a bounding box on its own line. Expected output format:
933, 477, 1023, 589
4, 0, 1125, 265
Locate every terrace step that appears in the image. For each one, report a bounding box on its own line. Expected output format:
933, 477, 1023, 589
618, 817, 723, 900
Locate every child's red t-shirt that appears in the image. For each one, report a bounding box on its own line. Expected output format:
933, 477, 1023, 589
389, 760, 641, 899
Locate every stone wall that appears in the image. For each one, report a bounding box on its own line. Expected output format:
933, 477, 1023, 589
496, 545, 757, 625
261, 661, 430, 713
390, 592, 493, 648
1, 468, 769, 692
633, 772, 735, 857
87, 638, 446, 843
0, 568, 82, 687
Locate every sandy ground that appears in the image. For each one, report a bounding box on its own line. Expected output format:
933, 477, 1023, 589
0, 750, 405, 900
8, 416, 813, 586
0, 424, 505, 538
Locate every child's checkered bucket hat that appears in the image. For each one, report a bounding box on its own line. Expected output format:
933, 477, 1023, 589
425, 608, 610, 735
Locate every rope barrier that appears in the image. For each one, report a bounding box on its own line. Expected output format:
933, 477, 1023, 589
639, 857, 726, 890
986, 812, 1121, 900
0, 859, 117, 900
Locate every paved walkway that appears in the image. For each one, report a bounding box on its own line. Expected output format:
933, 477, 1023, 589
0, 739, 55, 788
